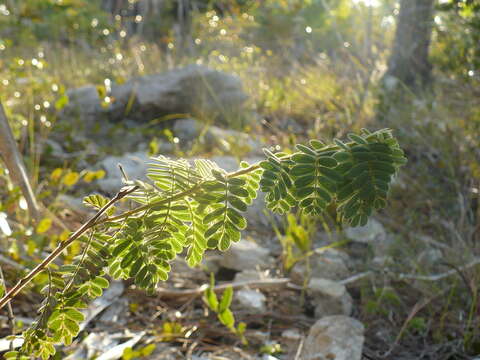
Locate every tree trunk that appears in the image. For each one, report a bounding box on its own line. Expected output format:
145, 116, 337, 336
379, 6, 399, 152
0, 103, 40, 221
384, 0, 435, 91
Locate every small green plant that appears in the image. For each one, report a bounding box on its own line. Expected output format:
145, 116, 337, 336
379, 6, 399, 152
204, 274, 247, 344
157, 322, 187, 342
122, 343, 156, 360
274, 211, 317, 271
0, 128, 406, 359
260, 342, 283, 355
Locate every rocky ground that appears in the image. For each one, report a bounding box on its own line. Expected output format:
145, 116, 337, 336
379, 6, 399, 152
1, 65, 472, 360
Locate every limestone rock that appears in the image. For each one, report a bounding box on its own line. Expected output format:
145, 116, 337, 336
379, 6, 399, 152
345, 218, 386, 243
173, 119, 263, 154
235, 289, 266, 313
281, 329, 302, 341
301, 316, 365, 360
173, 118, 203, 141
61, 65, 248, 129
307, 278, 353, 318
234, 269, 264, 283
220, 241, 272, 271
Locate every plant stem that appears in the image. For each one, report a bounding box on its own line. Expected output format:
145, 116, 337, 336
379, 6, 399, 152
0, 186, 138, 311
96, 161, 263, 225
0, 158, 266, 310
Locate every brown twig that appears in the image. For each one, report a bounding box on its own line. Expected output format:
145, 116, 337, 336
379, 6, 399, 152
0, 185, 138, 311
99, 160, 264, 225
0, 154, 285, 310
381, 286, 452, 358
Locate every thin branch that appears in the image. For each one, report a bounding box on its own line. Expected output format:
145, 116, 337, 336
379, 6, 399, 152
381, 286, 453, 358
294, 335, 305, 360
0, 185, 138, 311
340, 271, 373, 285
397, 257, 480, 282
97, 160, 263, 225
0, 149, 314, 310
0, 158, 264, 311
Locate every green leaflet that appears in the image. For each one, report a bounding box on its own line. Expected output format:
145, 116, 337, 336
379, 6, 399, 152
259, 149, 295, 214
291, 164, 315, 176
348, 133, 369, 145
334, 130, 407, 226
48, 308, 81, 345
204, 275, 245, 341
186, 203, 207, 267
309, 139, 326, 149
292, 153, 316, 164
296, 143, 318, 156
83, 194, 115, 216
289, 143, 341, 215
219, 286, 233, 313
199, 172, 252, 251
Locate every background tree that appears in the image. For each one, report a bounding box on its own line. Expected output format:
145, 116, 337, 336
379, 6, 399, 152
384, 0, 435, 91
377, 0, 436, 122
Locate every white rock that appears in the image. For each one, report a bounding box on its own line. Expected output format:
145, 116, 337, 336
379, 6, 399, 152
99, 298, 128, 325
308, 278, 353, 318
301, 316, 365, 360
345, 218, 386, 243
234, 269, 263, 283
249, 330, 270, 342
220, 241, 271, 271
65, 332, 118, 360
236, 289, 266, 313
281, 329, 302, 341
261, 355, 280, 360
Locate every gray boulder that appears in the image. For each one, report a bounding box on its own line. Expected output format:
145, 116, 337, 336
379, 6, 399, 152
170, 123, 265, 155
61, 65, 248, 129
345, 218, 386, 243
235, 289, 267, 313
301, 316, 365, 360
173, 118, 204, 141
307, 278, 353, 318
220, 240, 272, 271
